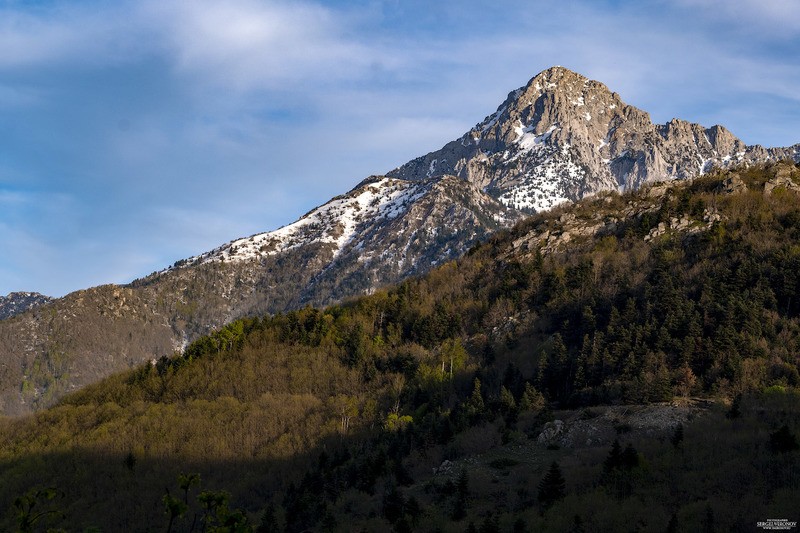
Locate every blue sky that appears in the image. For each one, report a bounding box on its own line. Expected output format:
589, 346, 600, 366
1, 0, 798, 297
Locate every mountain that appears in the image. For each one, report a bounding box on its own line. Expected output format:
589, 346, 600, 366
0, 292, 52, 320
390, 66, 799, 209
167, 174, 517, 307
0, 176, 514, 415
1, 164, 799, 531
0, 66, 797, 416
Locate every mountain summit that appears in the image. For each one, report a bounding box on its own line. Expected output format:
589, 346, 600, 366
0, 67, 797, 415
390, 66, 798, 211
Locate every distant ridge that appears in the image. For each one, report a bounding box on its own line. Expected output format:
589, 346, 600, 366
0, 292, 52, 320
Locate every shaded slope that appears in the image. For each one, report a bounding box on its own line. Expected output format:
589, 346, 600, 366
0, 164, 799, 530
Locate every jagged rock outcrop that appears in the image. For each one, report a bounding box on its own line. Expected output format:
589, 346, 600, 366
0, 292, 52, 320
389, 66, 799, 211
764, 161, 800, 195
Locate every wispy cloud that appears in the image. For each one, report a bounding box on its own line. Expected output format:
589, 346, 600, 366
673, 0, 800, 36
0, 2, 152, 68
140, 0, 377, 92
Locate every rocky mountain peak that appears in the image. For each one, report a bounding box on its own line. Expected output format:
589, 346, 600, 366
389, 66, 799, 212
468, 65, 629, 155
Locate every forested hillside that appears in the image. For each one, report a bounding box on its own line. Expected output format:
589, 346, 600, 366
1, 163, 798, 531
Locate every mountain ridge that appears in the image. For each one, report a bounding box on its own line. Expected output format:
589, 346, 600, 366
0, 66, 797, 415
0, 292, 53, 320
389, 66, 799, 209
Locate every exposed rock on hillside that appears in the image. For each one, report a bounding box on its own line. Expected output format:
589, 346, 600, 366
389, 66, 799, 211
0, 292, 52, 320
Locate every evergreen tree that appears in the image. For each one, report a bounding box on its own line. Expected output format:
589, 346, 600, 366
256, 504, 280, 533
569, 514, 586, 533
665, 513, 678, 533
603, 440, 622, 473
671, 423, 684, 448
464, 378, 485, 421
538, 461, 566, 510
621, 443, 640, 469
769, 424, 799, 453
478, 513, 500, 533
519, 383, 546, 414
452, 470, 470, 520
499, 386, 516, 414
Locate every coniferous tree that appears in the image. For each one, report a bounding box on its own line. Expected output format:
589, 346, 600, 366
621, 443, 640, 469
769, 424, 799, 453
256, 504, 280, 533
478, 513, 500, 533
665, 513, 678, 533
464, 378, 485, 421
603, 440, 622, 473
569, 514, 586, 533
519, 383, 546, 414
671, 423, 684, 448
538, 461, 566, 510
452, 470, 470, 520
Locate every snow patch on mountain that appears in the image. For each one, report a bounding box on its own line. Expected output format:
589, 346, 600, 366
498, 150, 587, 211
513, 123, 557, 153
187, 178, 431, 266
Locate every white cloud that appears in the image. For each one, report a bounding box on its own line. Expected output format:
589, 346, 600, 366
0, 3, 152, 68
674, 0, 800, 36
141, 0, 377, 91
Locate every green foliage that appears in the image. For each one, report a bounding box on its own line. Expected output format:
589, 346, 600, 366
1, 166, 800, 530
14, 486, 64, 533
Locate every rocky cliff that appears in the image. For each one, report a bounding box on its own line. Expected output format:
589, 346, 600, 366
389, 66, 799, 211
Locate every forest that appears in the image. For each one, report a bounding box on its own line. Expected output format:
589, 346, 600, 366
0, 163, 798, 531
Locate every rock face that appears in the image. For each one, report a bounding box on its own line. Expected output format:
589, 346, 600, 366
389, 66, 799, 211
0, 66, 798, 416
764, 161, 800, 195
0, 292, 52, 320
175, 175, 518, 310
